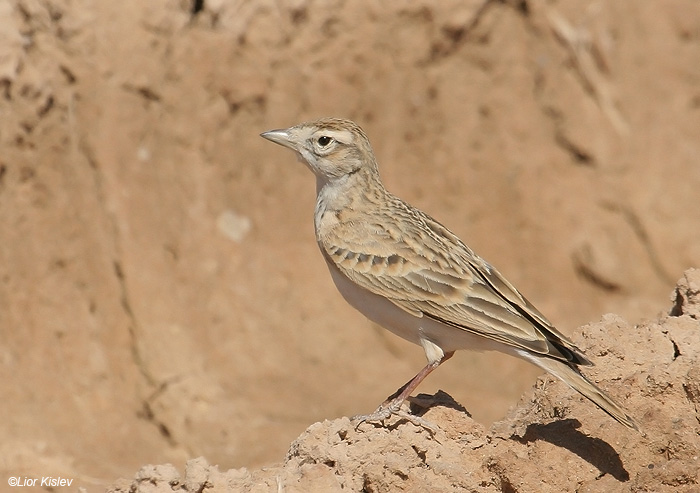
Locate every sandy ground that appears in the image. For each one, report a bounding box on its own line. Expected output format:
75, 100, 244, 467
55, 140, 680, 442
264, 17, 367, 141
1, 0, 699, 491
110, 269, 700, 492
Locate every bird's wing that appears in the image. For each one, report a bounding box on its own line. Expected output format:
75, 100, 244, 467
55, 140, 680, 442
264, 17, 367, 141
320, 202, 589, 365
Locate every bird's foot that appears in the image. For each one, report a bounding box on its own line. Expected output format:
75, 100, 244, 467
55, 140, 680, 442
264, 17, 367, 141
352, 401, 438, 435
351, 403, 396, 425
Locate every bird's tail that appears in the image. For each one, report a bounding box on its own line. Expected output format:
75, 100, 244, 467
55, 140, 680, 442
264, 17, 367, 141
528, 355, 640, 431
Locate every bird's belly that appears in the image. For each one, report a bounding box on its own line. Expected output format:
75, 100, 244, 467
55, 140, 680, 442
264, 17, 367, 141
324, 259, 511, 358
325, 260, 424, 346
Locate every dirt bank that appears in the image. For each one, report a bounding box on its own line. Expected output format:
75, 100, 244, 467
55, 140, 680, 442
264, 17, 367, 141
110, 269, 700, 492
1, 0, 699, 490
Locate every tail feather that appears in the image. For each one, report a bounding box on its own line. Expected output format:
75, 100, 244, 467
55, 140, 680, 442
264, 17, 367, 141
527, 354, 640, 431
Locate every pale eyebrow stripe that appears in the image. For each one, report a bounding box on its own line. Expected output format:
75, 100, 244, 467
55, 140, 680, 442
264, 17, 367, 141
320, 129, 354, 144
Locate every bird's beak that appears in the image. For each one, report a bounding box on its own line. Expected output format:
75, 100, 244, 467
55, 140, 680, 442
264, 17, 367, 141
260, 129, 295, 150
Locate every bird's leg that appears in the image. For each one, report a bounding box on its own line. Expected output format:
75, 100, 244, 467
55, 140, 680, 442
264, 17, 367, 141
353, 351, 454, 427
381, 351, 455, 409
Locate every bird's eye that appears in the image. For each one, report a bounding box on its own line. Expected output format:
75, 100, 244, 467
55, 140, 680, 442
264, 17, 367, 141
317, 136, 332, 147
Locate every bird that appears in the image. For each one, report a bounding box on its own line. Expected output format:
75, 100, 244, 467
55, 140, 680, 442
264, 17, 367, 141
260, 117, 639, 431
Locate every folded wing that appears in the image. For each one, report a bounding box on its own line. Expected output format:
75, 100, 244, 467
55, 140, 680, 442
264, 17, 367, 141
321, 198, 591, 366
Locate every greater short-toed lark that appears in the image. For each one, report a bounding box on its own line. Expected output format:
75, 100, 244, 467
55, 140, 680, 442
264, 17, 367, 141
261, 118, 639, 431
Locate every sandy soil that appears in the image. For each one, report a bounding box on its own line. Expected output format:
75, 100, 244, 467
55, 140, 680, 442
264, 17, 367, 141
1, 0, 699, 491
109, 269, 700, 492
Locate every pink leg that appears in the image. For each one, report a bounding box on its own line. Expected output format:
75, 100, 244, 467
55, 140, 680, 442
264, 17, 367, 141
355, 351, 454, 423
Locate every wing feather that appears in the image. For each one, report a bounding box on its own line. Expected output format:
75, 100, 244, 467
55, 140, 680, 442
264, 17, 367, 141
319, 196, 590, 365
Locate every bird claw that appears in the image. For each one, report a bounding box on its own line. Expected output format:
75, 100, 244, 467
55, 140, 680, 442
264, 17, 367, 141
351, 404, 439, 436
351, 404, 396, 427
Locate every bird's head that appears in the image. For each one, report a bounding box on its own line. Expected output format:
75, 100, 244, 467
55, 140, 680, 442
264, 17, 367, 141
261, 118, 379, 184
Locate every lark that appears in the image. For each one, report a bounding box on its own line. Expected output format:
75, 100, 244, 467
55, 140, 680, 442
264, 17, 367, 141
261, 118, 639, 431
